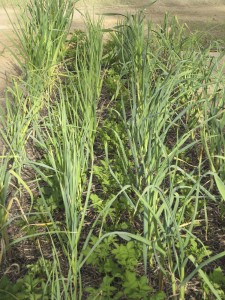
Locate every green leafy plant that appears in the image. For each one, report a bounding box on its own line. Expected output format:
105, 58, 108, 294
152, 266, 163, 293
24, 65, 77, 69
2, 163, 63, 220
202, 267, 225, 299
0, 258, 51, 300
2, 2, 225, 300
84, 238, 164, 299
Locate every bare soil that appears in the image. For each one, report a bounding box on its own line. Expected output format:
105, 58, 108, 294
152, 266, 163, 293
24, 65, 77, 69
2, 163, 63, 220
0, 9, 17, 106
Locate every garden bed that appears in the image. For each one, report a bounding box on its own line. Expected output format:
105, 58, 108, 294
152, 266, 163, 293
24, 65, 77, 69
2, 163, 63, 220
0, 1, 225, 299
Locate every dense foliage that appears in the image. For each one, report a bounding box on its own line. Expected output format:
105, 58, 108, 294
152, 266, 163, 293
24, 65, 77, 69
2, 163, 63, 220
0, 1, 225, 299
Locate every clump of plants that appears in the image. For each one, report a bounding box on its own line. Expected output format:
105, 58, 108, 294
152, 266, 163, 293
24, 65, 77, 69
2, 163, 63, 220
1, 1, 225, 299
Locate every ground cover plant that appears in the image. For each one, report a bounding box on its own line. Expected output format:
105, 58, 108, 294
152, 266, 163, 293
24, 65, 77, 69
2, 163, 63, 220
0, 0, 225, 299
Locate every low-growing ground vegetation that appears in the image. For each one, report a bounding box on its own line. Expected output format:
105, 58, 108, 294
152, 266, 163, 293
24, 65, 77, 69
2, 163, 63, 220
0, 0, 225, 299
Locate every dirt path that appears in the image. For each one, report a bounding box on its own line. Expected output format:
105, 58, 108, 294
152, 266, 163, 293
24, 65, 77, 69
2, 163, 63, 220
72, 2, 225, 31
0, 8, 16, 105
78, 1, 225, 23
1, 1, 225, 103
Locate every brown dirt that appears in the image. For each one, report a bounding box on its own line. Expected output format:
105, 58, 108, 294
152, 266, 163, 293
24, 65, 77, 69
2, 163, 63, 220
0, 9, 17, 105
77, 1, 225, 23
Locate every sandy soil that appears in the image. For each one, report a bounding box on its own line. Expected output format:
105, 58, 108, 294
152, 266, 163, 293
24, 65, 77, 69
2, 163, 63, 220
0, 9, 16, 105
1, 1, 225, 102
76, 1, 225, 24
